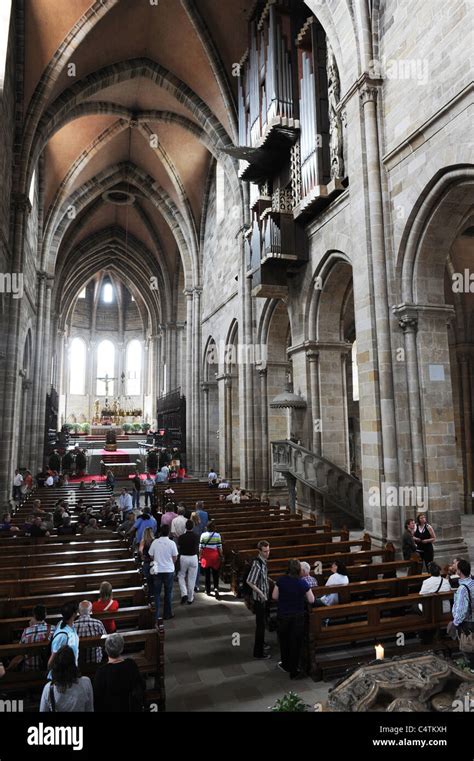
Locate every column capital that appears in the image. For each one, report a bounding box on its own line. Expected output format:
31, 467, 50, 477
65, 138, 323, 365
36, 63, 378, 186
288, 339, 351, 358
393, 302, 455, 326
193, 286, 203, 295
358, 73, 383, 106
257, 366, 268, 377
183, 289, 193, 300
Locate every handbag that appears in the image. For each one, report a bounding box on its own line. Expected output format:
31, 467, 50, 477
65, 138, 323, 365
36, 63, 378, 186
200, 533, 221, 570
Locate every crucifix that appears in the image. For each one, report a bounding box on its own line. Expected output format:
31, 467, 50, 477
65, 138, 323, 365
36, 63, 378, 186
97, 373, 117, 407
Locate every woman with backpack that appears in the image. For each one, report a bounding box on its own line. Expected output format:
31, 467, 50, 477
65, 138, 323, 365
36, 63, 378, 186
199, 521, 223, 600
47, 602, 80, 677
40, 645, 93, 712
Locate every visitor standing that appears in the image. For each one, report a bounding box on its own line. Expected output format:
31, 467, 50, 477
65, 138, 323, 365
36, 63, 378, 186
148, 525, 178, 620
414, 513, 436, 570
272, 560, 314, 679
246, 541, 272, 659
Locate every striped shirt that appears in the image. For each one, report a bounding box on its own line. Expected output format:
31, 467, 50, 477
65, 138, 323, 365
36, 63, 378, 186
75, 615, 106, 663
20, 622, 53, 670
199, 531, 222, 551
453, 577, 474, 627
247, 556, 269, 602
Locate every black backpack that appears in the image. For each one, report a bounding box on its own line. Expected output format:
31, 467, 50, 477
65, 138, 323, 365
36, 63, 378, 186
238, 562, 256, 610
43, 628, 70, 669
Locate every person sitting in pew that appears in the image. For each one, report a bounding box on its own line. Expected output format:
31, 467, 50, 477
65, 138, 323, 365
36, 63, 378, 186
92, 581, 119, 634
93, 633, 144, 712
118, 512, 136, 537
300, 561, 318, 590
40, 645, 94, 713
75, 600, 107, 663
83, 517, 106, 536
22, 514, 35, 534
418, 562, 451, 613
314, 561, 349, 607
41, 513, 54, 533
32, 499, 45, 516
79, 481, 86, 490
20, 605, 53, 670
57, 515, 77, 536
28, 515, 50, 538
0, 512, 20, 534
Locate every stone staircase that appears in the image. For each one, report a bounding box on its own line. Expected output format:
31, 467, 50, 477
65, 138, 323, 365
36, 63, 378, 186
271, 440, 363, 527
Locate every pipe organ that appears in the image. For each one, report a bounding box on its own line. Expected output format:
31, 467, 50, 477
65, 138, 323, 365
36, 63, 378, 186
236, 1, 347, 297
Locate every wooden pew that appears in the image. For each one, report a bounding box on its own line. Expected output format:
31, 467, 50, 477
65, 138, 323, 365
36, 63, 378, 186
0, 547, 132, 566
0, 606, 154, 644
306, 590, 455, 680
0, 569, 143, 603
232, 545, 396, 592
0, 627, 165, 711
0, 557, 138, 580
232, 535, 371, 567
0, 538, 126, 555
1, 586, 147, 618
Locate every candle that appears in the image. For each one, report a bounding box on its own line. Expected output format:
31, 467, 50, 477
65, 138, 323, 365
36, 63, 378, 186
375, 644, 384, 660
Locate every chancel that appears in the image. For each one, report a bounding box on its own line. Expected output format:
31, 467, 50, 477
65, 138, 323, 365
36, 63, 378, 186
0, 0, 472, 724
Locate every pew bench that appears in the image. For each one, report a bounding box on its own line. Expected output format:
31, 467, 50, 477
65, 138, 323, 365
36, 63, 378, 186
0, 626, 165, 711
306, 590, 455, 680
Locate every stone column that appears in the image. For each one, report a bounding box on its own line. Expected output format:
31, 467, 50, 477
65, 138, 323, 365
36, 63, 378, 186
224, 374, 233, 480
306, 348, 321, 454
458, 348, 473, 514
201, 381, 210, 471
258, 366, 269, 499
184, 290, 193, 470
316, 341, 352, 471
192, 287, 202, 474
359, 80, 399, 545
395, 307, 425, 489
176, 322, 185, 391
28, 272, 48, 471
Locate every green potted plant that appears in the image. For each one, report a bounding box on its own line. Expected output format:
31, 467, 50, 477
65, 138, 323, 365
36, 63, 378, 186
63, 423, 74, 433
270, 692, 310, 712
141, 423, 151, 433
122, 423, 132, 434
81, 423, 91, 434
73, 423, 81, 434
132, 423, 142, 432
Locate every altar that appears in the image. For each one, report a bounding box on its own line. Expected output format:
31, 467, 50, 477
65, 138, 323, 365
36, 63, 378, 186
91, 425, 123, 436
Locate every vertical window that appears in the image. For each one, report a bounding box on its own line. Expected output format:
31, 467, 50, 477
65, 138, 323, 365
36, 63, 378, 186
96, 340, 115, 395
352, 340, 359, 402
126, 340, 142, 395
215, 162, 225, 225
69, 338, 86, 395
102, 283, 113, 303
78, 287, 86, 299
28, 169, 36, 206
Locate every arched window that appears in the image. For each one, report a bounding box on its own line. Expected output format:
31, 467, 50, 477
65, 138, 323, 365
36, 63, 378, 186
28, 169, 36, 206
126, 340, 142, 395
69, 337, 86, 395
96, 340, 115, 396
102, 283, 113, 303
352, 340, 359, 402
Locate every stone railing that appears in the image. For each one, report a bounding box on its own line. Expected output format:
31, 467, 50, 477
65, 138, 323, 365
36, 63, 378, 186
271, 440, 363, 524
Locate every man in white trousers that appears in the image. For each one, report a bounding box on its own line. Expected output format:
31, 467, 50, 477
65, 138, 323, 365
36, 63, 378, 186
177, 520, 200, 604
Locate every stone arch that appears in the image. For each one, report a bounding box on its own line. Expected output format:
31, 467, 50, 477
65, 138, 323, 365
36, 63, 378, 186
395, 168, 474, 524
22, 58, 237, 197
42, 162, 197, 289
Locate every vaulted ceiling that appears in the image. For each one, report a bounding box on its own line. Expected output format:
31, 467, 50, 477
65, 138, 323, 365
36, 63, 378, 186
21, 0, 250, 325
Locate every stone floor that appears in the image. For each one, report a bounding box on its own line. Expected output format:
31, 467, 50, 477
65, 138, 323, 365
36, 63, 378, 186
162, 516, 473, 713
162, 579, 332, 712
